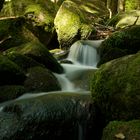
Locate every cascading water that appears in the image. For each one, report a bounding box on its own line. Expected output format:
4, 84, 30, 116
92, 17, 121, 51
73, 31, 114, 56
55, 40, 103, 92
67, 40, 102, 66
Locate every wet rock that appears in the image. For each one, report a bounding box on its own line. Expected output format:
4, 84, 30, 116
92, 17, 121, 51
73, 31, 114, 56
0, 92, 103, 140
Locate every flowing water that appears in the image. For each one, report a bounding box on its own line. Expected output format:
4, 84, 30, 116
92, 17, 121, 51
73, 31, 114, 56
55, 40, 103, 92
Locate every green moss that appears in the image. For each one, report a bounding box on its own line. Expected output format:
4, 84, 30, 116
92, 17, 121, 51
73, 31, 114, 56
91, 52, 140, 121
54, 0, 93, 48
3, 52, 44, 72
24, 66, 61, 92
0, 85, 26, 103
5, 41, 63, 74
25, 4, 54, 27
102, 120, 140, 140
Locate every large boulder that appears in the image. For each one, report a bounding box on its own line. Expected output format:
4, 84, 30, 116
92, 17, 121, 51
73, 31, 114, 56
24, 66, 61, 92
102, 120, 140, 140
0, 55, 26, 86
91, 52, 140, 121
0, 93, 103, 140
98, 25, 140, 66
54, 0, 95, 48
5, 41, 63, 74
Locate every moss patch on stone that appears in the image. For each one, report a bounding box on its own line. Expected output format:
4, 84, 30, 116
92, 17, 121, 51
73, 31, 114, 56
102, 120, 140, 140
0, 85, 26, 103
98, 25, 140, 66
5, 41, 63, 73
3, 52, 44, 72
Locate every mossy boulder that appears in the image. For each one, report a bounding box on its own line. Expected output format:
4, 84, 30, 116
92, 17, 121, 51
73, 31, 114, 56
24, 66, 61, 92
102, 120, 140, 140
0, 85, 26, 103
0, 55, 26, 86
0, 17, 38, 51
91, 52, 140, 121
54, 0, 95, 48
98, 25, 140, 66
4, 52, 44, 72
107, 10, 140, 28
5, 41, 63, 73
0, 93, 102, 140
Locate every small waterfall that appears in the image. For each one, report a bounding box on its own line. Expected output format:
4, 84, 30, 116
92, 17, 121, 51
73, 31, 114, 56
67, 40, 103, 66
55, 40, 103, 92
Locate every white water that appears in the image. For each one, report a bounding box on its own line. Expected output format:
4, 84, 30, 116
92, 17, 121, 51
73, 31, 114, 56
67, 40, 102, 66
55, 40, 103, 92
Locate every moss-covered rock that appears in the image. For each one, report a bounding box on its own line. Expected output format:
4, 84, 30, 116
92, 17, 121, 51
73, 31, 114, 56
24, 66, 61, 92
91, 52, 140, 121
106, 10, 140, 28
4, 52, 44, 72
102, 120, 140, 140
98, 25, 140, 66
54, 0, 95, 48
0, 17, 38, 51
5, 41, 63, 73
0, 92, 102, 140
1, 0, 58, 17
0, 85, 26, 103
0, 55, 26, 86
